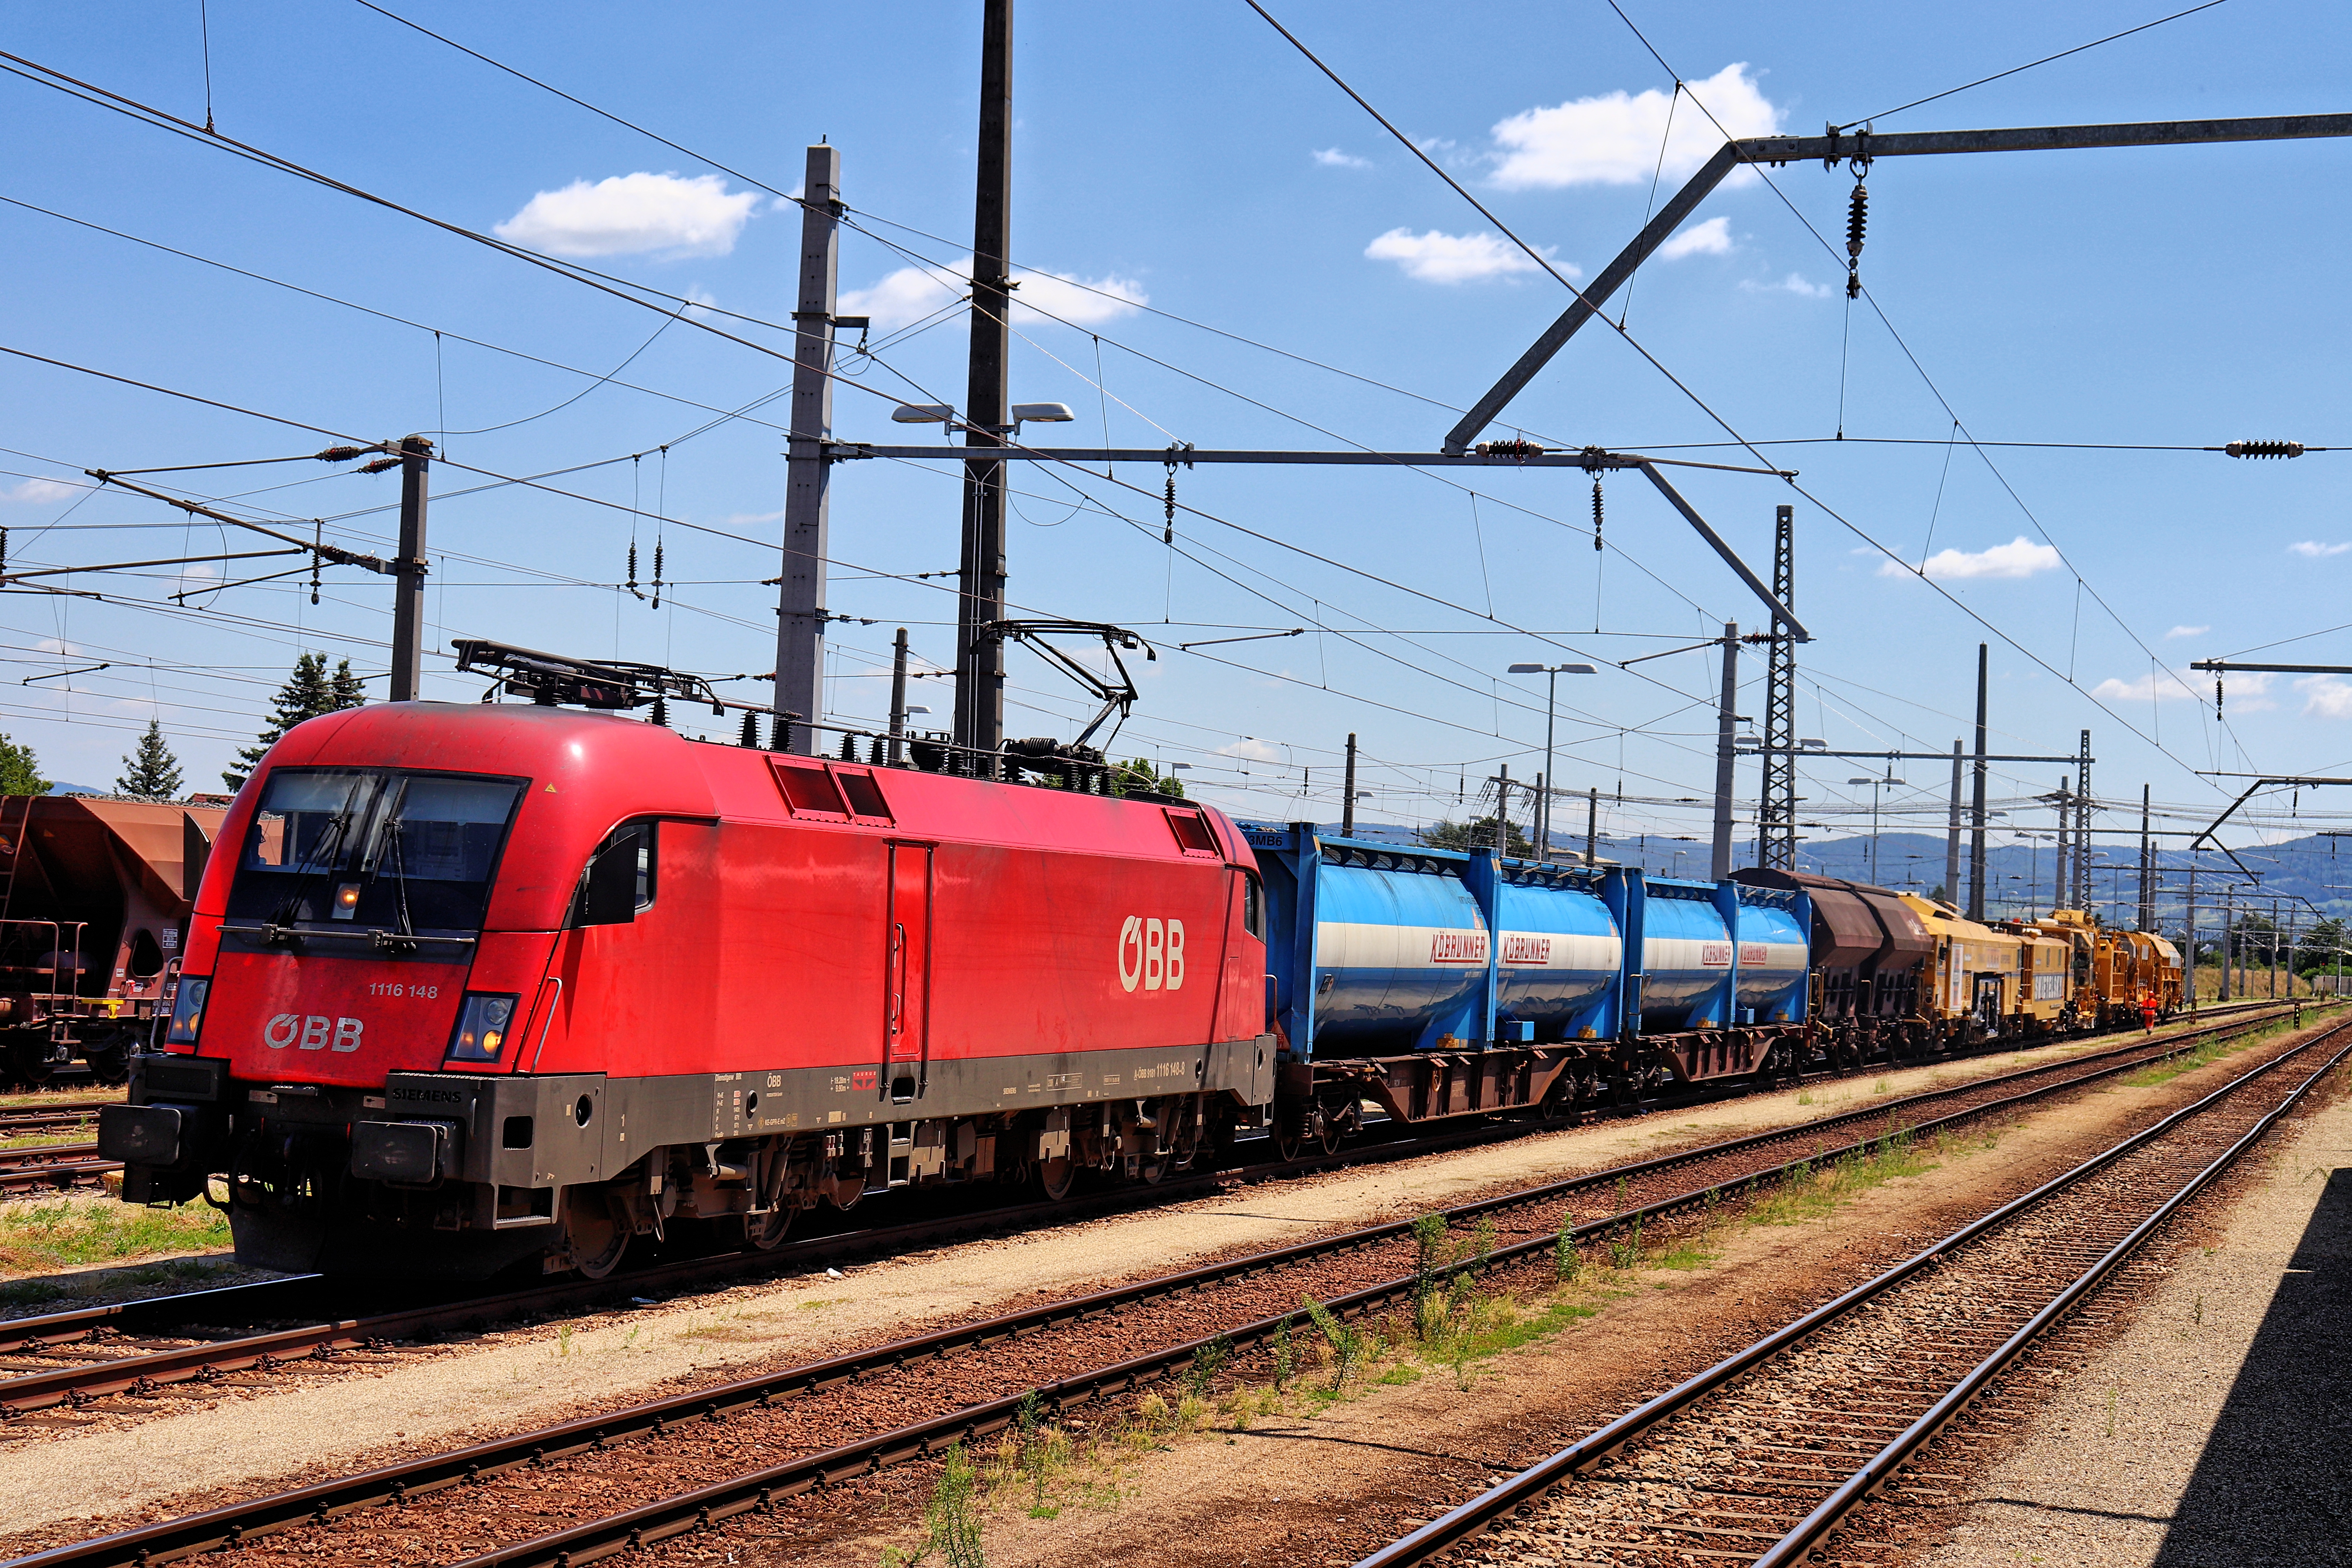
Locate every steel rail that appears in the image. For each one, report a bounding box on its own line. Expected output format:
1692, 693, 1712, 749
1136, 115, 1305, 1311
0, 1004, 2296, 1426
10, 1004, 2295, 1568
1351, 1018, 2352, 1568
0, 1140, 99, 1166
0, 1107, 109, 1135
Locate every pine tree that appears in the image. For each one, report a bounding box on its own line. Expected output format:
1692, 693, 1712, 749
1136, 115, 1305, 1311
0, 733, 48, 798
116, 720, 184, 801
223, 652, 368, 791
329, 658, 367, 710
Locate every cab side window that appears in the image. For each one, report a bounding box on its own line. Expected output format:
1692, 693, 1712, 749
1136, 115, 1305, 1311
573, 820, 656, 927
1240, 871, 1266, 939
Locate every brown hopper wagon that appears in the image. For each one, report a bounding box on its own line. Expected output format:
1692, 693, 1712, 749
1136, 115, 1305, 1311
0, 794, 228, 1086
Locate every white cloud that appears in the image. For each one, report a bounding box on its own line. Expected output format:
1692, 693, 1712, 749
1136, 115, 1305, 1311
494, 172, 759, 259
1364, 227, 1568, 285
2164, 624, 2210, 640
1882, 535, 2062, 581
1217, 737, 1282, 762
1655, 216, 1732, 261
2, 478, 76, 504
2299, 675, 2352, 718
1488, 63, 1783, 190
837, 257, 1147, 332
1312, 147, 1370, 169
2092, 667, 2270, 710
1740, 272, 1834, 299
2288, 540, 2351, 558
2091, 667, 2209, 703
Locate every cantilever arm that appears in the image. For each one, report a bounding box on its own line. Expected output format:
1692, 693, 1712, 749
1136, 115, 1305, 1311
1637, 462, 1808, 640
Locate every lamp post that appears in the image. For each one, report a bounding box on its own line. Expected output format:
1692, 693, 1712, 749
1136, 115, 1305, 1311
1507, 661, 1597, 858
1846, 768, 1907, 887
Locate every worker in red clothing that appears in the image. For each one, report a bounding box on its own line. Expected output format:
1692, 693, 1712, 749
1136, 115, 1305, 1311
2140, 992, 2160, 1033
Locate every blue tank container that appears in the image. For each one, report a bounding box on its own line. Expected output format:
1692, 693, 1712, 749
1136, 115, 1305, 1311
1639, 878, 1738, 1031
1305, 858, 1489, 1051
1732, 894, 1810, 1022
1478, 864, 1624, 1043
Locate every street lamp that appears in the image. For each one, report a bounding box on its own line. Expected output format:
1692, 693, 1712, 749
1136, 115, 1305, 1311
1846, 769, 1907, 887
889, 400, 1075, 438
1507, 661, 1597, 858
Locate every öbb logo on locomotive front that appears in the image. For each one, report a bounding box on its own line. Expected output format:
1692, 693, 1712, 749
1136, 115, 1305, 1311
262, 1014, 365, 1053
1116, 916, 1186, 992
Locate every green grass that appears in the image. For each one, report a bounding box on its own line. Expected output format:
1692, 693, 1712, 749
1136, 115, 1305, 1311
2120, 1017, 2288, 1087
0, 1194, 230, 1279
1744, 1136, 1938, 1227
0, 1127, 96, 1152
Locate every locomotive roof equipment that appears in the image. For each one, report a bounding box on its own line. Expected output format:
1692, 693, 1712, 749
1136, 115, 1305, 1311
449, 638, 754, 717
974, 619, 1154, 751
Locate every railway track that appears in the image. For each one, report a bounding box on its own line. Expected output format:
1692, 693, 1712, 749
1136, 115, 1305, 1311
2, 1002, 2314, 1566
0, 1143, 111, 1194
1354, 1017, 2352, 1566
0, 1002, 2298, 1427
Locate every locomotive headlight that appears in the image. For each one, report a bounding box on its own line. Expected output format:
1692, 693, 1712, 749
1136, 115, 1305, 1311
332, 882, 362, 920
162, 976, 209, 1047
445, 992, 520, 1064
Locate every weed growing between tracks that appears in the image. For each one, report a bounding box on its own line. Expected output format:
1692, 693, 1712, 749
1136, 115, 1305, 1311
0, 1128, 94, 1152
0, 1193, 227, 1286
2123, 1014, 2293, 1088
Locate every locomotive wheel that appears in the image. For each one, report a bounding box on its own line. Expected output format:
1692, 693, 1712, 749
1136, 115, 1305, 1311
561, 1187, 630, 1280
741, 1203, 795, 1251
1274, 1118, 1305, 1163
1039, 1155, 1077, 1201
1142, 1102, 1198, 1184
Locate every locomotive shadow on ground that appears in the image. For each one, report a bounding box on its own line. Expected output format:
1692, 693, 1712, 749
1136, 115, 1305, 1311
2143, 1165, 2352, 1567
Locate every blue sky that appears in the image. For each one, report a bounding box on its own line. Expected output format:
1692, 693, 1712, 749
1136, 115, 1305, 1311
3, 0, 2349, 872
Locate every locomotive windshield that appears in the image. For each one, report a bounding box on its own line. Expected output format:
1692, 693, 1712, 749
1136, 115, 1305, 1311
227, 768, 524, 935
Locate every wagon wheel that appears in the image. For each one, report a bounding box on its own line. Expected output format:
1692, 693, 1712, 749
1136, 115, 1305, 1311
1316, 1096, 1356, 1156
561, 1185, 630, 1280
1038, 1155, 1077, 1201
740, 1202, 795, 1252
1274, 1116, 1305, 1163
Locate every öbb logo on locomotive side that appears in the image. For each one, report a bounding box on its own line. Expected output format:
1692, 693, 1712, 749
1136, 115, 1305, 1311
1430, 930, 1489, 965
1499, 934, 1552, 966
263, 1014, 365, 1052
1117, 917, 1186, 993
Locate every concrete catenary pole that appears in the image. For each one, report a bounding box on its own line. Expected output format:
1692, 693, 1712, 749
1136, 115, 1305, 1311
389, 434, 431, 702
953, 0, 1015, 760
1586, 785, 1600, 867
775, 145, 842, 753
1943, 739, 1963, 904
1968, 643, 1989, 922
1710, 621, 1739, 879
1341, 731, 1357, 837
886, 627, 910, 766
2139, 784, 2154, 929
2184, 851, 2198, 1014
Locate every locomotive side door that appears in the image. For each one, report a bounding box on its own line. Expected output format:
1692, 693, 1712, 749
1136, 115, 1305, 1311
882, 843, 934, 1101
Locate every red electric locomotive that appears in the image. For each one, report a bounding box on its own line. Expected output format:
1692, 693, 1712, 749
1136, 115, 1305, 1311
102, 688, 1275, 1279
